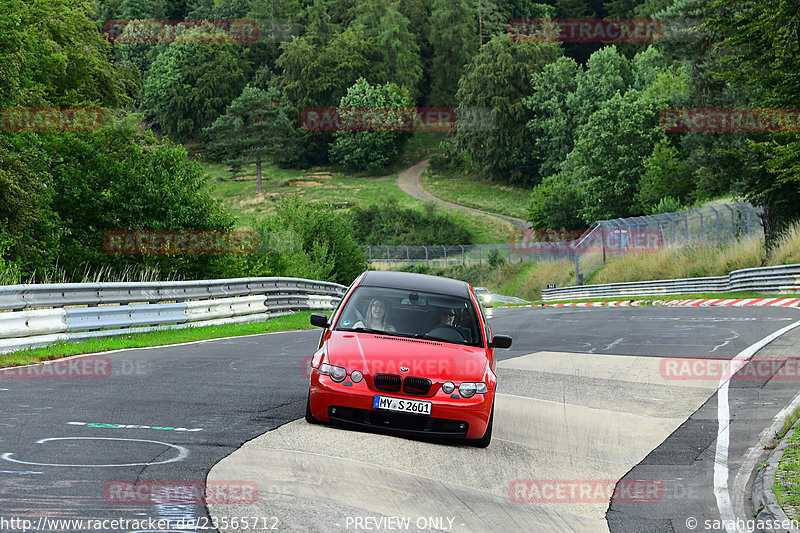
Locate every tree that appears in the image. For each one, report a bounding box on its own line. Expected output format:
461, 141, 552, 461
0, 0, 135, 108
527, 172, 585, 230
635, 138, 693, 214
246, 197, 368, 285
566, 45, 632, 127
454, 35, 560, 185
141, 27, 250, 140
567, 90, 666, 222
428, 0, 477, 107
704, 0, 800, 242
525, 56, 581, 180
204, 86, 297, 193
328, 78, 413, 170
43, 117, 237, 280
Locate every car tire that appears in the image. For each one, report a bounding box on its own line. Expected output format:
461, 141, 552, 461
305, 393, 318, 424
468, 404, 493, 448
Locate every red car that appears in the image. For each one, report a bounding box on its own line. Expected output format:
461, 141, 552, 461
305, 270, 512, 447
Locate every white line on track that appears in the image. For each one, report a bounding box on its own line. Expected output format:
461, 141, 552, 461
714, 318, 800, 533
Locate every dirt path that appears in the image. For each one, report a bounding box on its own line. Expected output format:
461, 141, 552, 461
396, 159, 530, 230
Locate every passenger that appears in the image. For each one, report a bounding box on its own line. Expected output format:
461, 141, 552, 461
353, 298, 395, 332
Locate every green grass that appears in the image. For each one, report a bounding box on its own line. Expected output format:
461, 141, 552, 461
200, 142, 514, 244
532, 292, 800, 306
1, 312, 316, 367
419, 167, 531, 219
774, 420, 800, 511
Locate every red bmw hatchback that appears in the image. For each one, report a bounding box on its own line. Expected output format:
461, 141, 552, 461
305, 270, 512, 447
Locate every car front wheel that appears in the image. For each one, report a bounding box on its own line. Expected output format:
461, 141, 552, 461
305, 393, 318, 424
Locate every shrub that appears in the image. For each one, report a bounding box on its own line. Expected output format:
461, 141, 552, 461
246, 197, 368, 285
350, 199, 474, 245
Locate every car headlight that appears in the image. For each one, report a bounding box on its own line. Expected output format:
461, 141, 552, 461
319, 363, 347, 382
458, 382, 488, 397
442, 381, 455, 394
350, 370, 363, 383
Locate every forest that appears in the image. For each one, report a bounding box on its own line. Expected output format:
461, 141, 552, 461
0, 0, 797, 283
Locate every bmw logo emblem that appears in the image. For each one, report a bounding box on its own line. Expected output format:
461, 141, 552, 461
400, 366, 409, 372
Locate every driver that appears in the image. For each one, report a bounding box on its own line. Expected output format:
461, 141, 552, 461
436, 308, 456, 326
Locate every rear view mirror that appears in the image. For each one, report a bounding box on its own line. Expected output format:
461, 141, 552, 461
310, 313, 329, 328
489, 335, 512, 349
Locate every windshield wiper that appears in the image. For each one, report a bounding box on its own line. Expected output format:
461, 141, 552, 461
350, 326, 384, 334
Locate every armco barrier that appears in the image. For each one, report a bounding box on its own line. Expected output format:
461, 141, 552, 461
0, 277, 346, 354
541, 264, 800, 302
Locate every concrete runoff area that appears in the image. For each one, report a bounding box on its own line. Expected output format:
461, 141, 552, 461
208, 351, 720, 532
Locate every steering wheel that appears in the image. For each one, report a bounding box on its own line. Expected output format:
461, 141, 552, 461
426, 325, 466, 342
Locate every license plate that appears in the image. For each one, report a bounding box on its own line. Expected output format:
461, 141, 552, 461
373, 395, 432, 416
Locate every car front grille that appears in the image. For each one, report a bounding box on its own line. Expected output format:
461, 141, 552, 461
403, 376, 431, 395
374, 373, 402, 392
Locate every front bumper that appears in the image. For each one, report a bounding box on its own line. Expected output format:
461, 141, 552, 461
308, 372, 494, 440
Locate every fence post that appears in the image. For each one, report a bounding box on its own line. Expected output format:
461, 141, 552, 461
425, 246, 429, 268
405, 245, 410, 264
386, 245, 390, 264
601, 224, 606, 264
697, 208, 704, 237
724, 204, 735, 238
709, 205, 720, 242
367, 245, 372, 262
459, 245, 465, 265
683, 211, 689, 239
442, 245, 447, 266
746, 205, 752, 234
478, 246, 482, 265
574, 250, 581, 286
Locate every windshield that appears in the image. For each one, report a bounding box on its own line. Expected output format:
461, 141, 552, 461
335, 286, 483, 347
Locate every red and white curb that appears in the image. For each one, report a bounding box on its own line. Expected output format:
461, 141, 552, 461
658, 297, 800, 308
500, 297, 800, 309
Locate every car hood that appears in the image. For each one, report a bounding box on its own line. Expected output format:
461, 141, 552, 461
324, 331, 488, 382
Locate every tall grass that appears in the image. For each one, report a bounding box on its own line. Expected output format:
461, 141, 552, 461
591, 234, 765, 284
767, 221, 800, 266
2, 262, 180, 286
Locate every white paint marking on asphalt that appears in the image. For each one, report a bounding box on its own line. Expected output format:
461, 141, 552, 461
603, 337, 624, 351
714, 319, 800, 533
1, 437, 189, 467
0, 470, 42, 475
730, 371, 800, 531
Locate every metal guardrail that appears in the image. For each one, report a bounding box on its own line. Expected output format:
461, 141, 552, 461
541, 264, 800, 301
0, 277, 346, 354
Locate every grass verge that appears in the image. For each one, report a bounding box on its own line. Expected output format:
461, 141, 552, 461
774, 420, 800, 512
201, 161, 513, 243
1, 312, 316, 368
420, 167, 531, 219
519, 292, 800, 306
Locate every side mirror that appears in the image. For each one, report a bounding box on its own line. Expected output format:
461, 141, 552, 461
489, 335, 512, 349
310, 313, 329, 328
